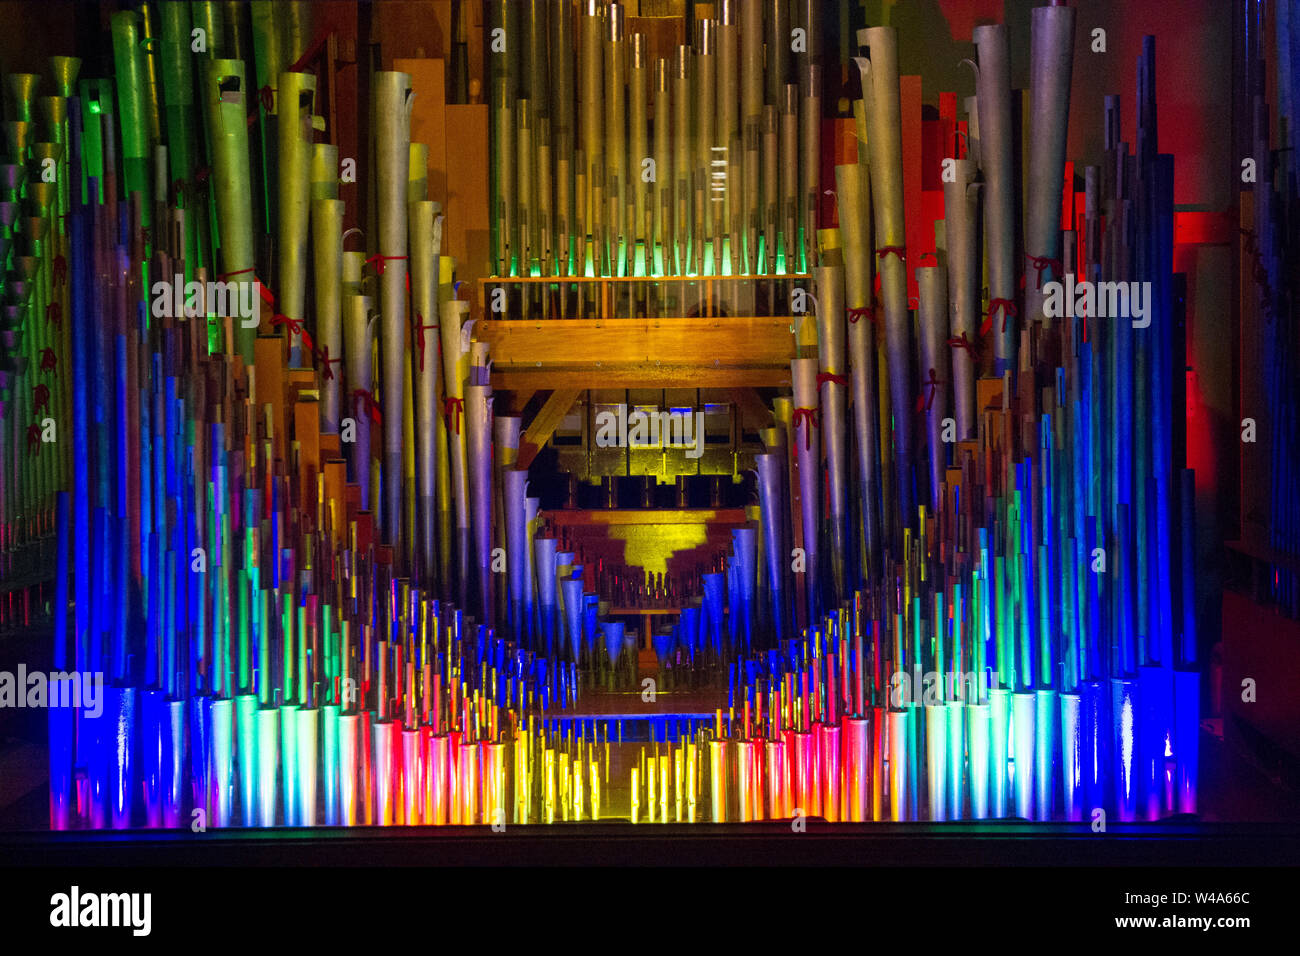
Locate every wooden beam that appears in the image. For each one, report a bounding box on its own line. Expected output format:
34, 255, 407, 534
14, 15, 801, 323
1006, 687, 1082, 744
490, 367, 791, 390
517, 389, 582, 469
476, 316, 796, 389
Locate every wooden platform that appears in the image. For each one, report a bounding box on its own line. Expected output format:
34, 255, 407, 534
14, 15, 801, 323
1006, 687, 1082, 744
477, 316, 797, 389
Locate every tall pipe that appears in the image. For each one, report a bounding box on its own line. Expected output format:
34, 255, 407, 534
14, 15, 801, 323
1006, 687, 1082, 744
629, 32, 650, 280
855, 29, 914, 534
579, 0, 604, 277
409, 201, 443, 584
943, 159, 980, 440
373, 72, 414, 547
1023, 5, 1076, 333
276, 70, 316, 365
815, 264, 849, 605
916, 265, 950, 515
972, 25, 1016, 375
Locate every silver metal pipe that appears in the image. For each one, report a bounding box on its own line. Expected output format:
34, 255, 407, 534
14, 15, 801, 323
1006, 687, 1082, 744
550, 0, 574, 275
373, 71, 414, 547
695, 19, 716, 276
492, 75, 516, 275
972, 24, 1016, 375
943, 159, 981, 441
915, 264, 950, 515
629, 32, 650, 279
1024, 5, 1076, 331
800, 62, 821, 271
579, 0, 604, 276
604, 3, 627, 276
815, 263, 849, 605
672, 46, 692, 275
312, 196, 344, 433
835, 161, 882, 581
780, 84, 798, 274
762, 104, 779, 274
740, 0, 763, 274
409, 200, 443, 583
653, 58, 673, 277
717, 0, 739, 274
855, 28, 914, 533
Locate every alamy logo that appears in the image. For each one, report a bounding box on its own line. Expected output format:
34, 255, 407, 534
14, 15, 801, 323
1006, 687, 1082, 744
49, 886, 151, 936
594, 404, 706, 460
889, 667, 989, 707
1042, 273, 1151, 328
150, 272, 260, 328
0, 666, 103, 718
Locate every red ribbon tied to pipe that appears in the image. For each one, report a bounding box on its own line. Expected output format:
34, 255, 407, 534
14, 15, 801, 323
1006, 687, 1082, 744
443, 396, 465, 435
32, 384, 50, 414
351, 388, 382, 425
981, 298, 1017, 335
270, 314, 313, 353
846, 306, 876, 325
1023, 254, 1062, 291
26, 423, 41, 456
877, 245, 906, 263
46, 302, 61, 327
947, 332, 978, 358
414, 313, 440, 372
915, 368, 943, 413
365, 254, 408, 277
791, 407, 819, 460
52, 255, 67, 288
816, 372, 849, 388
39, 348, 57, 373
313, 344, 341, 381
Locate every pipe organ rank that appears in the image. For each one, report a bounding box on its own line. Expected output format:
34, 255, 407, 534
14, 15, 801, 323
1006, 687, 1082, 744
0, 0, 1293, 838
